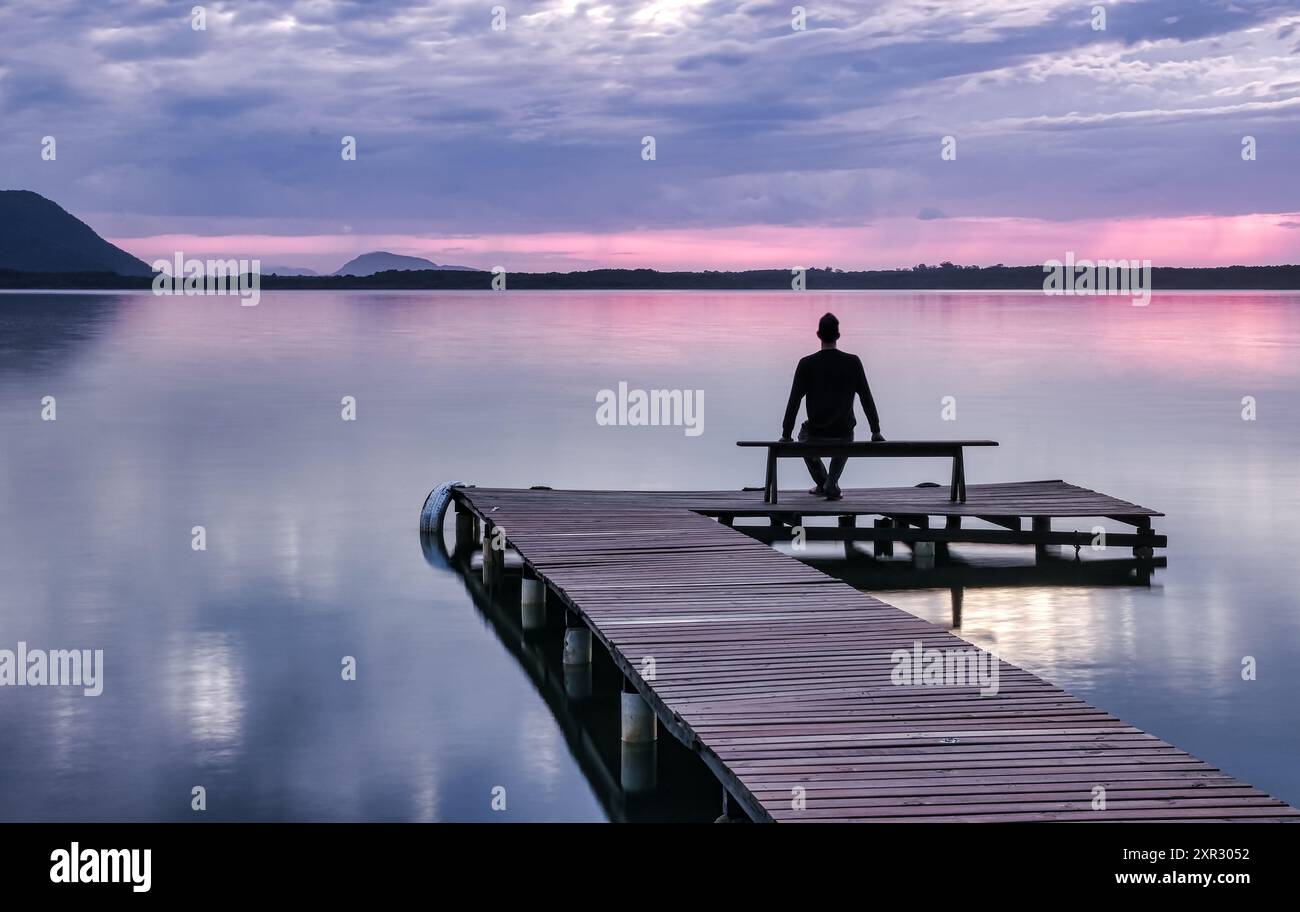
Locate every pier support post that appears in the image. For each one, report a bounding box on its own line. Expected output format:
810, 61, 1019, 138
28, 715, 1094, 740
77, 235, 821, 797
838, 515, 855, 559
562, 614, 592, 666
1132, 521, 1155, 560
873, 518, 894, 558
481, 524, 504, 590
1033, 517, 1051, 563
912, 540, 936, 570
939, 515, 960, 561
620, 683, 657, 744
520, 566, 545, 630
714, 788, 750, 823
562, 612, 593, 699
950, 586, 963, 629
454, 504, 478, 555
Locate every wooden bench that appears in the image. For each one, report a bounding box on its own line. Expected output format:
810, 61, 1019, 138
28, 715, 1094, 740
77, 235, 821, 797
736, 440, 999, 504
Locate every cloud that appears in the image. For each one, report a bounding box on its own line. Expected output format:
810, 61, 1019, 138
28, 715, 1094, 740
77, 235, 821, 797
0, 0, 1295, 263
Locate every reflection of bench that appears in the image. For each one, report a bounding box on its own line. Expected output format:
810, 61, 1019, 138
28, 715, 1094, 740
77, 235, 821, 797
736, 440, 999, 504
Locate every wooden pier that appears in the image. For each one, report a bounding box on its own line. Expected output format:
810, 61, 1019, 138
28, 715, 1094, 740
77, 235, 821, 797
436, 481, 1298, 822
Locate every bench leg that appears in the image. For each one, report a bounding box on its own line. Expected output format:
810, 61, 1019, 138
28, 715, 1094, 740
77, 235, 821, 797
957, 451, 967, 503
950, 455, 960, 502
764, 451, 777, 504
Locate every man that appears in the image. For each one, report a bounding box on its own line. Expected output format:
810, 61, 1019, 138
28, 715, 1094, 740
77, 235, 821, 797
780, 312, 885, 500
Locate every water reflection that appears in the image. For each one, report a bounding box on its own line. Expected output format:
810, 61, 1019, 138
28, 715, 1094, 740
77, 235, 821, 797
166, 631, 245, 761
421, 525, 722, 822
0, 292, 124, 375
793, 545, 1164, 630
2, 289, 1298, 818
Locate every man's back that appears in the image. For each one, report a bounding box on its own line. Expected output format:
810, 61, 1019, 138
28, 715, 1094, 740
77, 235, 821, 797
782, 348, 880, 439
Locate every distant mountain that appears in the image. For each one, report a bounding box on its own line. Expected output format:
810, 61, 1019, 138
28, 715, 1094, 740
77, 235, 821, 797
333, 251, 474, 276
258, 264, 319, 276
0, 190, 153, 276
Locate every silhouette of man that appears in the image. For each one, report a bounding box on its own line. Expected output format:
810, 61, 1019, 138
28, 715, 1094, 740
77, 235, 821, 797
780, 313, 884, 500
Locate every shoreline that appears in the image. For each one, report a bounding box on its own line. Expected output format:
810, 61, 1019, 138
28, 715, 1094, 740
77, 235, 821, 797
3, 263, 1300, 292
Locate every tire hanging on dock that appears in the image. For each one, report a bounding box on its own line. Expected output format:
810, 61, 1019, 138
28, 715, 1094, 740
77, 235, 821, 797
418, 481, 466, 570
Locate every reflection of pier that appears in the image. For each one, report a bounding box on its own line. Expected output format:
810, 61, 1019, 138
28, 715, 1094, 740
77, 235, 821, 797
422, 532, 721, 822
793, 550, 1167, 629
426, 482, 1300, 823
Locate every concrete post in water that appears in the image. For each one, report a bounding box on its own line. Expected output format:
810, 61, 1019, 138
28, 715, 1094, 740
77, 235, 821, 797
874, 518, 894, 557
562, 612, 592, 665
1033, 516, 1051, 563
1135, 561, 1152, 587
562, 611, 593, 699
520, 566, 545, 630
621, 684, 657, 744
913, 540, 936, 570
1133, 522, 1155, 560
482, 523, 503, 589
564, 618, 595, 701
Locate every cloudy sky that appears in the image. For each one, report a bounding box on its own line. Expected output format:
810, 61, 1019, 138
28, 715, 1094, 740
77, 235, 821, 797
2, 0, 1298, 271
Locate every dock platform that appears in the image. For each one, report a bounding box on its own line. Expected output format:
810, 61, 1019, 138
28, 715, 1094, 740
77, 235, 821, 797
436, 480, 1297, 822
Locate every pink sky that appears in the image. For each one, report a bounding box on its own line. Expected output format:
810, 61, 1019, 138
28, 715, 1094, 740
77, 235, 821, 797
111, 212, 1300, 273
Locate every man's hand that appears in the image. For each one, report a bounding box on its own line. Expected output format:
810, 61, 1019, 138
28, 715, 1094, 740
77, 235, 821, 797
871, 432, 886, 442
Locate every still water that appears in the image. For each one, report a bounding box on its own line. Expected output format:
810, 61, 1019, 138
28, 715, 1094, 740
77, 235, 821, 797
1, 290, 1298, 820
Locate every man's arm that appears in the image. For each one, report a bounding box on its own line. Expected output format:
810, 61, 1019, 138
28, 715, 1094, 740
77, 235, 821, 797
781, 361, 806, 439
855, 357, 882, 437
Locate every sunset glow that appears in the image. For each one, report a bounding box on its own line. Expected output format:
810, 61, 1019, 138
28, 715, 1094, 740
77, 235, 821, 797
114, 212, 1300, 274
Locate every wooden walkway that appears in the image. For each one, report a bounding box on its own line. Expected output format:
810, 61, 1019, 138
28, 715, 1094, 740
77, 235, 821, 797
449, 482, 1298, 822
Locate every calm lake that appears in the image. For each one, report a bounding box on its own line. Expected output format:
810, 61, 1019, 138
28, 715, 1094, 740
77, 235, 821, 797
1, 289, 1298, 821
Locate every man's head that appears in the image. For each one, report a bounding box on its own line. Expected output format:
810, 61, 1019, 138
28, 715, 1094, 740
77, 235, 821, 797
817, 312, 840, 344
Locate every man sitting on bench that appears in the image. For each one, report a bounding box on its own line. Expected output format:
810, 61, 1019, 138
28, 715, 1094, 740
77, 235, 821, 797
780, 313, 885, 501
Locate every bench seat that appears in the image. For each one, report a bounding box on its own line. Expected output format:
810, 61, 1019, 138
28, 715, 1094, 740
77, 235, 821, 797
736, 440, 998, 503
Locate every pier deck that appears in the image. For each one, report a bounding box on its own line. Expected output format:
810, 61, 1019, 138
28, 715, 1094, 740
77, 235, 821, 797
447, 481, 1296, 822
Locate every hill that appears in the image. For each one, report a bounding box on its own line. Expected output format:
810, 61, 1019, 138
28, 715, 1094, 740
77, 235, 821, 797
0, 190, 153, 276
334, 251, 473, 275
